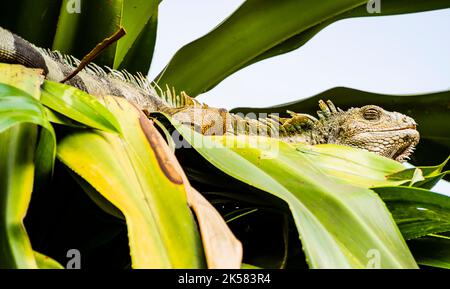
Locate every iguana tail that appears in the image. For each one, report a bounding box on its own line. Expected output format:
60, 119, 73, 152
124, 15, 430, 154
0, 27, 51, 73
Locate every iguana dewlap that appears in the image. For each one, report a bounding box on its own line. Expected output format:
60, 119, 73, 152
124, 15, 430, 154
0, 27, 419, 162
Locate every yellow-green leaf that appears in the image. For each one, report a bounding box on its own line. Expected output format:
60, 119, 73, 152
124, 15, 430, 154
172, 123, 417, 268
56, 96, 205, 268
0, 64, 50, 269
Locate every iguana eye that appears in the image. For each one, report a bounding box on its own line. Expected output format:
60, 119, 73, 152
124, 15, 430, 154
363, 108, 381, 121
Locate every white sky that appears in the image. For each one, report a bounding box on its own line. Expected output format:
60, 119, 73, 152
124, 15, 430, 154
148, 1, 450, 194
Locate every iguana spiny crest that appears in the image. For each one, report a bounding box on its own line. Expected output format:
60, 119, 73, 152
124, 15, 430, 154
0, 26, 419, 162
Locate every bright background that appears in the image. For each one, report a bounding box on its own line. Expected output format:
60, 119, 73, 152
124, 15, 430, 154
148, 1, 450, 194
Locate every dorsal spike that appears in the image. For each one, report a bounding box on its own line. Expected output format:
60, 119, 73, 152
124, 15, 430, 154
268, 114, 282, 123
318, 100, 331, 116
317, 111, 326, 120
326, 100, 337, 113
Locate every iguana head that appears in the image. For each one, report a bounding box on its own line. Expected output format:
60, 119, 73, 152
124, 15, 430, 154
307, 101, 420, 162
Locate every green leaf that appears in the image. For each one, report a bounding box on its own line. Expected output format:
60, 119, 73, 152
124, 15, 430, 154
0, 64, 55, 268
408, 234, 450, 269
52, 0, 122, 67
295, 143, 406, 188
52, 0, 158, 71
0, 92, 51, 134
0, 66, 57, 191
245, 0, 450, 71
172, 123, 417, 268
386, 156, 449, 182
386, 157, 450, 189
0, 124, 38, 268
34, 251, 64, 269
241, 263, 262, 269
69, 170, 125, 220
232, 87, 450, 167
114, 0, 158, 70
387, 168, 425, 186
41, 81, 122, 134
43, 106, 86, 128
57, 96, 205, 268
0, 0, 61, 48
373, 186, 450, 240
413, 172, 449, 190
156, 0, 450, 96
417, 156, 450, 177
34, 128, 57, 189
118, 4, 159, 74
387, 168, 423, 182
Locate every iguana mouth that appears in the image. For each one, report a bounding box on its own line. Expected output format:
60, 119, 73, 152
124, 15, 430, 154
392, 142, 416, 162
351, 127, 419, 162
389, 128, 419, 162
371, 124, 417, 133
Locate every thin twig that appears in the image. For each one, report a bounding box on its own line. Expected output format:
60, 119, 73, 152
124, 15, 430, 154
60, 27, 126, 83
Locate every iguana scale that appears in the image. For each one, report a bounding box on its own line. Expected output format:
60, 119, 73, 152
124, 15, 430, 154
0, 27, 419, 162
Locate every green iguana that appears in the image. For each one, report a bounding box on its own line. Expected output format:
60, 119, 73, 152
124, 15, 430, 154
0, 27, 419, 162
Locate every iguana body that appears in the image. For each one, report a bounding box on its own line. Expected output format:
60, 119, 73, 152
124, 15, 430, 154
0, 27, 419, 162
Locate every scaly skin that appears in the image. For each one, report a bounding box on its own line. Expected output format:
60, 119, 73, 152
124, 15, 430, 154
0, 26, 419, 162
168, 100, 419, 162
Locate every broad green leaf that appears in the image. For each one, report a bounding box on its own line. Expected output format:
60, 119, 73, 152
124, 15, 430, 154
41, 81, 121, 134
241, 263, 262, 269
52, 0, 122, 67
172, 124, 417, 268
156, 0, 450, 96
53, 0, 158, 72
295, 143, 406, 188
114, 0, 158, 70
245, 0, 450, 70
0, 92, 52, 134
0, 125, 38, 269
387, 168, 425, 184
408, 234, 450, 269
413, 172, 449, 190
0, 64, 53, 268
34, 128, 57, 189
0, 65, 57, 192
57, 96, 205, 268
156, 0, 366, 96
69, 170, 125, 220
0, 0, 61, 48
232, 87, 450, 167
118, 4, 159, 73
34, 251, 64, 269
297, 144, 447, 190
386, 159, 450, 189
43, 107, 86, 128
416, 156, 450, 177
373, 186, 450, 240
386, 157, 449, 182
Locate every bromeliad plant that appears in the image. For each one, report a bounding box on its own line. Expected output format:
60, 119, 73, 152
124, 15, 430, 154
0, 0, 449, 269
